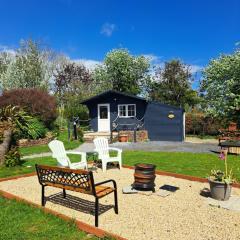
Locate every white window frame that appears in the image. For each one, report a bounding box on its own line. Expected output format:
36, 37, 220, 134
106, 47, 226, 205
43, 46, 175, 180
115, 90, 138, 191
118, 104, 136, 118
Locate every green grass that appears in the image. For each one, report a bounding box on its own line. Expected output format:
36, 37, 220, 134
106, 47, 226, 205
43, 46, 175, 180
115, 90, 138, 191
1, 151, 240, 181
20, 130, 82, 156
0, 195, 112, 240
123, 151, 240, 180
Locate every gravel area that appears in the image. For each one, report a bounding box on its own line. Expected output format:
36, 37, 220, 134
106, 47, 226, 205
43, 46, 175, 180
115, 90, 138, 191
76, 141, 219, 154
1, 168, 240, 240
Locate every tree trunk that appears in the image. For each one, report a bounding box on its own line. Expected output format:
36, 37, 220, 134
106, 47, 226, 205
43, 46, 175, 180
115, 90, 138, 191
0, 129, 12, 166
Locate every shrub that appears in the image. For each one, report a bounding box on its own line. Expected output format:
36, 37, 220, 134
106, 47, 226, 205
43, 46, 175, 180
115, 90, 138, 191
4, 147, 22, 167
186, 111, 225, 136
14, 117, 47, 140
0, 106, 46, 140
0, 88, 57, 128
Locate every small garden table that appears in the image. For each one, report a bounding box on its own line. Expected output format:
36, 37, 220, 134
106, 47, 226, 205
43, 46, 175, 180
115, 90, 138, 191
219, 140, 240, 155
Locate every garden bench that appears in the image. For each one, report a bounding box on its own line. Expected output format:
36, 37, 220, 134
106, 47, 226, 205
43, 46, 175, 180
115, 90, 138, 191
35, 164, 118, 227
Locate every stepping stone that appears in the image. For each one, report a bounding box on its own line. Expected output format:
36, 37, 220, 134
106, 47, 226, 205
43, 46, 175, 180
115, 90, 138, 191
156, 189, 171, 197
207, 195, 240, 211
122, 186, 138, 194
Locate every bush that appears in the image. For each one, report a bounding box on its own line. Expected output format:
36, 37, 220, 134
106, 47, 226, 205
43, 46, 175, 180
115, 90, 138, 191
186, 111, 225, 136
0, 88, 57, 128
4, 147, 22, 167
14, 117, 47, 140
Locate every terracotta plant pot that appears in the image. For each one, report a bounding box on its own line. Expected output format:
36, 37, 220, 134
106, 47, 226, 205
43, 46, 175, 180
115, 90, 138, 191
208, 179, 232, 201
119, 134, 128, 142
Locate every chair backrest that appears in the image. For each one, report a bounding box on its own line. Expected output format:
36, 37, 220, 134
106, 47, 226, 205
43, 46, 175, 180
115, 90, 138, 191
35, 164, 94, 195
48, 140, 71, 167
93, 137, 110, 159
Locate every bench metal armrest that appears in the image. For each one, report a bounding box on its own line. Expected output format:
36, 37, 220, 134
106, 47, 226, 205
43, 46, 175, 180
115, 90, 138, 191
94, 179, 117, 189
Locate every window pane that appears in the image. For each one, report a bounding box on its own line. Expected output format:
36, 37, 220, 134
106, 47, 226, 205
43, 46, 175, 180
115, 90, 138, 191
119, 105, 126, 117
128, 105, 135, 117
99, 106, 108, 119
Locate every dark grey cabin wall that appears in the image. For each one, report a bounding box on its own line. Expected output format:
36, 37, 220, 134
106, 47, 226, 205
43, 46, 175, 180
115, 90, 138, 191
85, 92, 147, 132
144, 102, 184, 141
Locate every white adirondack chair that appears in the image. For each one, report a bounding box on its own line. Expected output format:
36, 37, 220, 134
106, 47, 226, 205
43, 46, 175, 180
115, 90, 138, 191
93, 137, 122, 172
48, 140, 88, 170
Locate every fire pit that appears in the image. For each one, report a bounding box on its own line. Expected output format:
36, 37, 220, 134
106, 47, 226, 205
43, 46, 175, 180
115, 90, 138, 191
133, 163, 156, 192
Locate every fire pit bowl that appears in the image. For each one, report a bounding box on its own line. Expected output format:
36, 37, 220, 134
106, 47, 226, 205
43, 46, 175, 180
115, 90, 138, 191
133, 163, 156, 192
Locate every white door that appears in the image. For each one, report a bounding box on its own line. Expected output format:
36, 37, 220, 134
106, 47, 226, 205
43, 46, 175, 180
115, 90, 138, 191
98, 104, 110, 132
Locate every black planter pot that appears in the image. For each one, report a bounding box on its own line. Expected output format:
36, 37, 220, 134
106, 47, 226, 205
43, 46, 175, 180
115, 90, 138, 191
208, 178, 232, 201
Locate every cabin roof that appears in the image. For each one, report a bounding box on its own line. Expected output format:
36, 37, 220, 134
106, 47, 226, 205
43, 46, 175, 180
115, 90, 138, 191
81, 90, 147, 104
81, 90, 184, 112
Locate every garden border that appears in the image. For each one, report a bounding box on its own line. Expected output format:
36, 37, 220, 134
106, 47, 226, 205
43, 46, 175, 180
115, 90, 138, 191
1, 165, 240, 240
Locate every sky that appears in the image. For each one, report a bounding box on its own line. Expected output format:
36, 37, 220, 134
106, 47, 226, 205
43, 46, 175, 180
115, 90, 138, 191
0, 0, 239, 87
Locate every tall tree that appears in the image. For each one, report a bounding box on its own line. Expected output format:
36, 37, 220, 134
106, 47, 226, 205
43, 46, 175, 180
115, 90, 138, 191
1, 39, 46, 89
201, 49, 240, 121
93, 49, 151, 96
0, 39, 66, 91
53, 62, 94, 119
150, 59, 199, 108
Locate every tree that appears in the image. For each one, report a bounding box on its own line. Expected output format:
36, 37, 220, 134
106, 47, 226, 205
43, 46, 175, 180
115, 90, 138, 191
53, 62, 95, 119
201, 49, 240, 121
0, 39, 46, 89
150, 59, 199, 108
93, 49, 151, 96
0, 39, 66, 91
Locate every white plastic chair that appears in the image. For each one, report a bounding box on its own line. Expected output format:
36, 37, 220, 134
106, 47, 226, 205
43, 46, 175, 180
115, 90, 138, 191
48, 140, 88, 170
93, 137, 122, 172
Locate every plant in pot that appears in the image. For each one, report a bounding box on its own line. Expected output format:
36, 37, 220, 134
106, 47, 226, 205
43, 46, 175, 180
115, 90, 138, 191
208, 148, 234, 201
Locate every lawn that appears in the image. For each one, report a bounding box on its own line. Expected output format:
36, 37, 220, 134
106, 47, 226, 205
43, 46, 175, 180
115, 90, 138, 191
1, 151, 240, 181
0, 196, 112, 240
20, 130, 82, 156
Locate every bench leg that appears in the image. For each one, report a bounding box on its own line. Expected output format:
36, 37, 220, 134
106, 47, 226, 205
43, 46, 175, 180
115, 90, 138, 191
114, 189, 118, 214
63, 189, 66, 198
95, 198, 99, 227
41, 185, 45, 207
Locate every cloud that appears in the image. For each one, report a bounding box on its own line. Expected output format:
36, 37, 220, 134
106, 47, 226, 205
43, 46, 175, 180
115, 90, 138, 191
0, 44, 16, 55
100, 23, 116, 37
72, 58, 102, 70
189, 64, 202, 74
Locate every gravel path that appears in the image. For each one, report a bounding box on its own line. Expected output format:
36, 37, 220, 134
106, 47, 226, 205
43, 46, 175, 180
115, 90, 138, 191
1, 168, 240, 240
76, 141, 219, 154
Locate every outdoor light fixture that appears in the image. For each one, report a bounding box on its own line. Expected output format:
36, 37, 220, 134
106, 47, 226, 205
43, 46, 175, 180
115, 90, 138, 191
168, 111, 175, 119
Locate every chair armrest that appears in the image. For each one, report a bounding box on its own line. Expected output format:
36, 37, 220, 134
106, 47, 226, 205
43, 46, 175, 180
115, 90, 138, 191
65, 151, 85, 155
65, 151, 87, 162
108, 147, 122, 153
94, 179, 117, 189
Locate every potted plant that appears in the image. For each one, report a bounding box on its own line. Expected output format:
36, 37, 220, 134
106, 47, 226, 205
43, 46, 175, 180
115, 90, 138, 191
118, 134, 128, 142
208, 148, 234, 201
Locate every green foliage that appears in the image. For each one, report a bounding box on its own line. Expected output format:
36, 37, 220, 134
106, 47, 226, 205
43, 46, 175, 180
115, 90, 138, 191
15, 117, 47, 140
0, 106, 46, 140
201, 49, 240, 121
150, 59, 200, 108
53, 62, 94, 120
186, 110, 224, 136
0, 88, 57, 128
4, 147, 22, 167
0, 39, 46, 90
93, 49, 151, 96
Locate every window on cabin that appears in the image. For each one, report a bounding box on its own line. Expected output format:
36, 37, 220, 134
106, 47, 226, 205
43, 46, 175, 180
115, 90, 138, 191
118, 104, 136, 117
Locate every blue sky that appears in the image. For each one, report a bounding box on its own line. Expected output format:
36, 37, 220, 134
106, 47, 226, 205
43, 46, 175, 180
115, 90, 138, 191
0, 0, 239, 79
